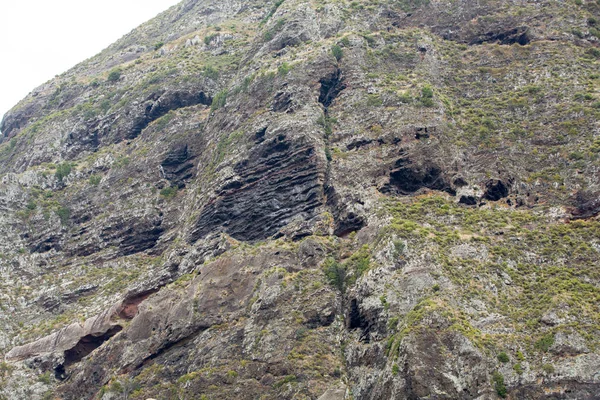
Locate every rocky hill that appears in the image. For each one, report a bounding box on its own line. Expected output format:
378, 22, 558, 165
1, 0, 600, 398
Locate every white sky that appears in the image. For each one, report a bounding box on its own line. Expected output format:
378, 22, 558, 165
0, 0, 182, 128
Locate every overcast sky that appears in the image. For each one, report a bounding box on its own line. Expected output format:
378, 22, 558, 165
0, 0, 182, 127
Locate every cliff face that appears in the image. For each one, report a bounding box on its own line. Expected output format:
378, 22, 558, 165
1, 0, 600, 399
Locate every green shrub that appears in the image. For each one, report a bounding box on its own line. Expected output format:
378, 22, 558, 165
392, 363, 400, 375
38, 372, 52, 384
154, 41, 164, 50
323, 257, 346, 292
332, 44, 344, 62
204, 33, 217, 45
542, 363, 555, 374
571, 28, 584, 38
89, 175, 101, 186
273, 374, 297, 388
55, 162, 72, 182
109, 380, 124, 393
114, 156, 130, 168
534, 334, 555, 352
203, 65, 219, 80
317, 115, 336, 136
421, 85, 434, 98
56, 206, 71, 225
393, 239, 405, 256
211, 90, 228, 111
497, 352, 510, 363
367, 94, 383, 107
491, 371, 507, 398
585, 48, 600, 58
278, 62, 292, 76
160, 186, 178, 198
513, 363, 523, 374
107, 68, 122, 82
398, 92, 413, 104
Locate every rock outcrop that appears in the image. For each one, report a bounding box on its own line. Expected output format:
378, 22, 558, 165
1, 0, 600, 399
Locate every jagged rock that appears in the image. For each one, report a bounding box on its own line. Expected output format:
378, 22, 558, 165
550, 332, 590, 356
1, 0, 600, 399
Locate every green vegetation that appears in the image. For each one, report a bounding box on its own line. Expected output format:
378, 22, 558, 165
263, 18, 285, 41
323, 245, 372, 292
420, 85, 434, 107
55, 206, 71, 225
492, 371, 507, 398
55, 162, 72, 182
202, 65, 219, 80
160, 186, 178, 198
513, 363, 523, 374
332, 44, 343, 62
211, 90, 228, 111
204, 33, 218, 45
534, 334, 555, 352
542, 363, 555, 374
89, 175, 102, 186
278, 62, 292, 76
497, 352, 509, 363
380, 194, 600, 358
38, 372, 52, 384
323, 257, 345, 292
261, 0, 285, 25
273, 374, 297, 388
107, 68, 122, 82
367, 94, 383, 107
317, 115, 337, 137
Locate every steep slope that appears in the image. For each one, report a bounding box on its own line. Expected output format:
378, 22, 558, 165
1, 0, 600, 399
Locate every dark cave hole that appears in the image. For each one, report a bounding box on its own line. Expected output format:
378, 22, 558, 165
459, 195, 478, 206
63, 325, 123, 367
319, 69, 346, 108
255, 127, 267, 143
483, 179, 509, 201
470, 27, 530, 46
382, 158, 455, 196
54, 364, 67, 381
348, 299, 370, 343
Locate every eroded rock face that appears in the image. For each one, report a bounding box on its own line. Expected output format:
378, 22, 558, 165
160, 144, 196, 188
191, 135, 325, 242
1, 0, 600, 398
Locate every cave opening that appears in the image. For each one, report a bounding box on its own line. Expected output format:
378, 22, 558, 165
63, 325, 123, 367
319, 69, 346, 109
382, 158, 454, 196
348, 299, 370, 343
